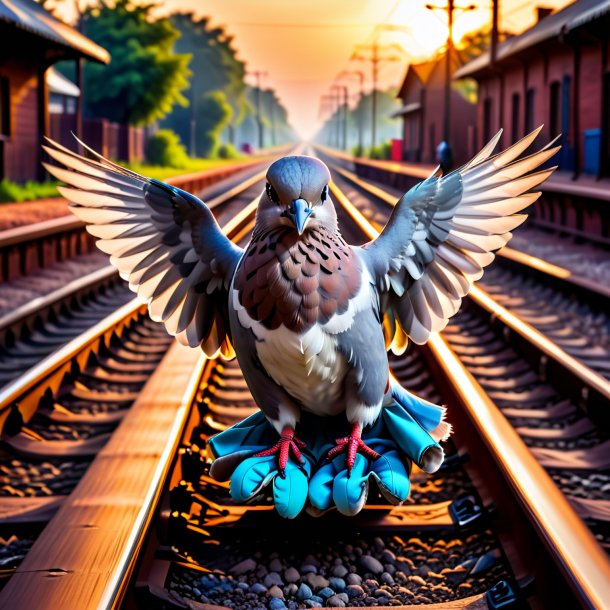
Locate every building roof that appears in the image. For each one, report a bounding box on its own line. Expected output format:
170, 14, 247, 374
390, 102, 421, 118
47, 67, 80, 97
0, 0, 109, 63
455, 0, 610, 79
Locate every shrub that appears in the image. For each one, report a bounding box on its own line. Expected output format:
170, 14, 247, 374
145, 129, 189, 168
351, 144, 364, 158
0, 179, 59, 203
217, 143, 240, 159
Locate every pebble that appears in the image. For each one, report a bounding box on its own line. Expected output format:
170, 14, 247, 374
284, 567, 300, 583
359, 555, 384, 574
304, 601, 322, 608
328, 577, 346, 592
332, 565, 348, 578
301, 564, 318, 574
346, 585, 365, 598
297, 583, 313, 601
269, 558, 284, 572
264, 573, 283, 588
327, 595, 346, 607
192, 587, 202, 597
283, 584, 298, 597
303, 574, 329, 590
230, 558, 257, 575
346, 573, 362, 586
251, 583, 268, 594
381, 572, 394, 585
269, 599, 286, 610
268, 585, 284, 599
317, 587, 334, 599
381, 550, 396, 563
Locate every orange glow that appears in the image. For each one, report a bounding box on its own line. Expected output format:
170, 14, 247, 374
52, 0, 574, 137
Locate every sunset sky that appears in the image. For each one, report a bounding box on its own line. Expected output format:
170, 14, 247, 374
57, 0, 574, 137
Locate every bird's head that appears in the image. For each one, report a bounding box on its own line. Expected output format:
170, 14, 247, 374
256, 155, 336, 234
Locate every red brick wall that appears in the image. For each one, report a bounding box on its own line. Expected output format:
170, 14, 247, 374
0, 56, 39, 182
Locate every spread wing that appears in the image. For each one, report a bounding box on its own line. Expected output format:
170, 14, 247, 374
361, 127, 559, 350
42, 137, 243, 359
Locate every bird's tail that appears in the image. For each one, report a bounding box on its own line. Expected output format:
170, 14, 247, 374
388, 378, 452, 443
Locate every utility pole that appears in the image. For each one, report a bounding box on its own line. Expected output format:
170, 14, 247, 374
425, 2, 477, 156
491, 0, 499, 64
247, 70, 267, 149
320, 94, 337, 145
351, 42, 402, 150
338, 70, 365, 152
331, 84, 348, 149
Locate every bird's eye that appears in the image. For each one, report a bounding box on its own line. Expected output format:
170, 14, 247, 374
321, 185, 328, 202
266, 183, 280, 204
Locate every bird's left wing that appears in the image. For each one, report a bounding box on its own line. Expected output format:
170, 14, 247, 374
360, 127, 559, 350
43, 137, 243, 358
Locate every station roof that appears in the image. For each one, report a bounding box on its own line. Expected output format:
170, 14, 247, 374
455, 0, 610, 79
0, 0, 110, 63
47, 67, 80, 97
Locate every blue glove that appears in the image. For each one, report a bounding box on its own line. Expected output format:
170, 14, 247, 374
307, 415, 413, 516
208, 413, 314, 519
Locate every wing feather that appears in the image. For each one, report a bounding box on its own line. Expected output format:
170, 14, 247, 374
361, 128, 558, 346
43, 137, 243, 358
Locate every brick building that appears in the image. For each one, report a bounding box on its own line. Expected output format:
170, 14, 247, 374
0, 0, 109, 182
393, 51, 477, 166
455, 0, 610, 178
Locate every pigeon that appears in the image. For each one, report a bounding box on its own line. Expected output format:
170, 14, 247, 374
42, 128, 558, 484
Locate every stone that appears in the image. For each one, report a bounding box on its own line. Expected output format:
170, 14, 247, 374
380, 550, 396, 563
303, 574, 329, 591
304, 601, 322, 608
283, 584, 298, 597
251, 583, 268, 594
381, 572, 394, 585
327, 595, 346, 607
317, 587, 334, 599
230, 558, 257, 575
301, 564, 317, 574
328, 577, 346, 592
264, 573, 284, 588
297, 583, 313, 601
359, 555, 384, 575
269, 559, 284, 572
269, 599, 287, 610
332, 565, 348, 578
268, 585, 284, 599
346, 573, 362, 586
346, 585, 365, 598
284, 567, 300, 583
336, 593, 349, 603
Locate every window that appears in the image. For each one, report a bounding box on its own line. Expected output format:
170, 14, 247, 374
511, 93, 520, 142
525, 88, 536, 134
483, 98, 493, 142
549, 81, 560, 137
0, 77, 9, 137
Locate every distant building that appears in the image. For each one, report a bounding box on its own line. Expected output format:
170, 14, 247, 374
455, 0, 610, 178
0, 0, 109, 182
392, 51, 477, 167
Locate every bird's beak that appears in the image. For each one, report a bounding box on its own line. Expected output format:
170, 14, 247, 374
287, 198, 312, 235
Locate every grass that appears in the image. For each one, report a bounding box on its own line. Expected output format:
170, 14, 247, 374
123, 157, 242, 182
0, 157, 245, 203
0, 179, 60, 203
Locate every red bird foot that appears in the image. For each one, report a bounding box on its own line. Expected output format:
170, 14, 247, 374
254, 426, 306, 478
326, 422, 381, 475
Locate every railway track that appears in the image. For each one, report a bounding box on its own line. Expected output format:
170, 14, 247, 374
0, 149, 608, 610
316, 153, 610, 543
0, 161, 272, 608
0, 160, 274, 389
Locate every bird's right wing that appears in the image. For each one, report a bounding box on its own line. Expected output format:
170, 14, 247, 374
361, 127, 559, 350
43, 137, 243, 358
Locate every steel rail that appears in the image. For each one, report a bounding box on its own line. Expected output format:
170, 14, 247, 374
329, 178, 610, 610
0, 188, 263, 610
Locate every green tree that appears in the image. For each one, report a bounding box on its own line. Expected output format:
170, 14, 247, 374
196, 91, 233, 157
82, 0, 191, 126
